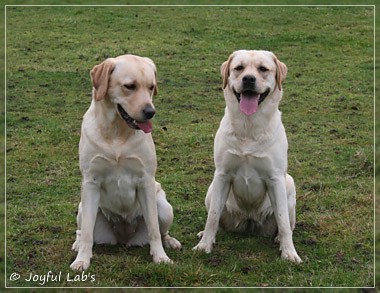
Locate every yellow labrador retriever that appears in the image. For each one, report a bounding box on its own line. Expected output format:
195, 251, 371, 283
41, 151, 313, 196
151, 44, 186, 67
193, 50, 302, 263
70, 55, 181, 271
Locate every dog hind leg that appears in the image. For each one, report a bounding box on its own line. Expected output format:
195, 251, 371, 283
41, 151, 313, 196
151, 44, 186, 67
125, 185, 181, 250
156, 187, 182, 250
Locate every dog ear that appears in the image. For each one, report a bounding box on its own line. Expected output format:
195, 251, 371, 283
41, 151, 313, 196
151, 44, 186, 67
221, 53, 234, 90
154, 80, 158, 96
143, 57, 158, 96
153, 70, 158, 96
90, 59, 116, 101
273, 55, 287, 91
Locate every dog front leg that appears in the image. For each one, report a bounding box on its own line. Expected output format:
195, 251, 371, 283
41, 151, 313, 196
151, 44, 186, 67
193, 173, 231, 253
138, 180, 171, 264
70, 180, 100, 271
266, 175, 302, 263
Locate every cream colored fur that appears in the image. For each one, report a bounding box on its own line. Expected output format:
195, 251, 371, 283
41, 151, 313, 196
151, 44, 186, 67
193, 50, 301, 263
70, 55, 181, 271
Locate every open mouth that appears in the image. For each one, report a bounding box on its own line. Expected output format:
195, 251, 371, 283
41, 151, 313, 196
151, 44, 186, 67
233, 88, 270, 105
117, 104, 140, 130
232, 88, 271, 116
117, 104, 153, 133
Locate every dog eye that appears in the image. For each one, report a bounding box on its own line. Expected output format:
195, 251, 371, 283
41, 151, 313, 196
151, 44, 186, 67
259, 66, 268, 72
124, 84, 136, 90
234, 65, 244, 71
149, 85, 155, 91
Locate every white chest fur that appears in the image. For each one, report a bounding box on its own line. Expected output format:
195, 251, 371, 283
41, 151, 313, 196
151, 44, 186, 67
88, 154, 146, 221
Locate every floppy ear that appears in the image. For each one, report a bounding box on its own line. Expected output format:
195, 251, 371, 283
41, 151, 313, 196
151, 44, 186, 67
153, 70, 158, 96
90, 59, 116, 101
143, 57, 158, 96
221, 53, 234, 89
273, 55, 288, 91
154, 80, 158, 96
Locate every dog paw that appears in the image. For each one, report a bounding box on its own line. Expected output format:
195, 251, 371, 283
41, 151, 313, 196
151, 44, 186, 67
193, 241, 213, 253
281, 250, 302, 264
153, 254, 173, 264
196, 231, 204, 239
163, 236, 182, 250
70, 259, 90, 271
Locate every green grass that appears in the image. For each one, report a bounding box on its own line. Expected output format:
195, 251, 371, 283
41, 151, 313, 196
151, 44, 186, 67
5, 5, 374, 288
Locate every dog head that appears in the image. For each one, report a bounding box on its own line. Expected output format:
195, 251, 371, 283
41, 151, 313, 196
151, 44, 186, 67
221, 50, 287, 116
90, 55, 158, 133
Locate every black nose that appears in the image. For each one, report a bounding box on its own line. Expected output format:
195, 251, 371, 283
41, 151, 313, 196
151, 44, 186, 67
242, 75, 256, 84
143, 105, 156, 120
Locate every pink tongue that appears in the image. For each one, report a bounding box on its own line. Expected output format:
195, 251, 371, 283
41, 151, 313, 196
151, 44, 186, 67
137, 120, 153, 133
240, 94, 259, 116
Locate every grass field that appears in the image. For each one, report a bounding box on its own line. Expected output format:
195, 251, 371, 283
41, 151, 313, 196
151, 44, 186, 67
5, 4, 374, 288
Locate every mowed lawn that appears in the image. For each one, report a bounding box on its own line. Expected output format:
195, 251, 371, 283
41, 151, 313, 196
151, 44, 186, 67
5, 5, 374, 288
